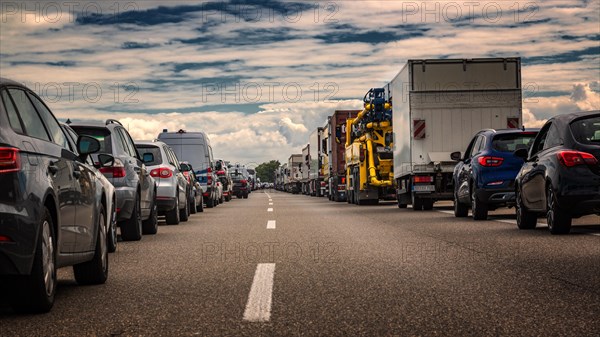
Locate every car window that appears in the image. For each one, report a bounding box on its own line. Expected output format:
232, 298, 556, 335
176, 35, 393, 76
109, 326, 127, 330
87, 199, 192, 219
121, 129, 140, 159
27, 93, 68, 148
7, 89, 50, 141
543, 123, 561, 150
492, 133, 536, 152
136, 145, 162, 166
469, 136, 483, 158
116, 128, 136, 158
1, 90, 25, 134
61, 125, 77, 153
570, 116, 600, 145
531, 123, 551, 156
164, 146, 178, 167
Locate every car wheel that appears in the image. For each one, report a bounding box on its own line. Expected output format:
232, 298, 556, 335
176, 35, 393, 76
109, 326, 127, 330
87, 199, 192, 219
180, 195, 190, 222
8, 208, 56, 313
471, 188, 488, 220
142, 201, 158, 234
189, 194, 197, 215
412, 194, 423, 211
197, 195, 204, 213
516, 186, 537, 229
120, 195, 142, 241
243, 192, 248, 199
454, 190, 468, 217
547, 186, 572, 235
166, 194, 180, 225
206, 196, 214, 208
74, 204, 109, 285
107, 200, 117, 253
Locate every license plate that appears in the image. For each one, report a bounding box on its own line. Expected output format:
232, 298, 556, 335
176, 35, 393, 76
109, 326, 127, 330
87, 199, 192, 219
412, 184, 435, 192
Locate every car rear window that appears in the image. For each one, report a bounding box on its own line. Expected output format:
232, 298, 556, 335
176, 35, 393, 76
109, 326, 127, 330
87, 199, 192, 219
135, 145, 162, 166
492, 133, 536, 152
570, 116, 600, 145
71, 127, 112, 154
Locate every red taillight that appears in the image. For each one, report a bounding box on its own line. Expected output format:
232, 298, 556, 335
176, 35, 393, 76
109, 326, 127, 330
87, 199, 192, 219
413, 175, 433, 183
207, 167, 213, 184
150, 167, 173, 178
0, 147, 20, 173
216, 170, 225, 175
557, 151, 598, 167
241, 179, 247, 186
337, 184, 346, 191
341, 177, 346, 184
0, 235, 13, 242
183, 171, 190, 178
100, 166, 126, 178
478, 156, 504, 167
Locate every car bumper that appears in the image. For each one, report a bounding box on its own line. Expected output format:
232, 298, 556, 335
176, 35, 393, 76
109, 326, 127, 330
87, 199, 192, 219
155, 197, 177, 212
478, 188, 516, 205
557, 191, 600, 217
0, 210, 38, 276
115, 186, 137, 221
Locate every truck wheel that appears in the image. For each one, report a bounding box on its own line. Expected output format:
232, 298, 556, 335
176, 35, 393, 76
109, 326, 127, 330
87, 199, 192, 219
547, 186, 571, 234
516, 187, 536, 229
74, 204, 108, 285
454, 191, 468, 217
471, 188, 488, 220
8, 208, 56, 313
165, 195, 180, 225
412, 194, 423, 211
121, 195, 142, 241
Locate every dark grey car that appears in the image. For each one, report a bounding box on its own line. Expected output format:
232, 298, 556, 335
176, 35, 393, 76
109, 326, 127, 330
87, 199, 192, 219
70, 120, 157, 241
0, 78, 110, 313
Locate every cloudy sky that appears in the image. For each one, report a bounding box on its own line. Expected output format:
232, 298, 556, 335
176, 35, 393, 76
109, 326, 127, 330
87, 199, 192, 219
1, 0, 599, 165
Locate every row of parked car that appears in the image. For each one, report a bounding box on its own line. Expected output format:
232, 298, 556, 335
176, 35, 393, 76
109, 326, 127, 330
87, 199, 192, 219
0, 78, 250, 313
451, 111, 599, 234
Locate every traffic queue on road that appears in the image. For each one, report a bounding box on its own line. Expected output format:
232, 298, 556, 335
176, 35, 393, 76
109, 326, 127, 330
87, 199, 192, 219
0, 77, 258, 314
276, 58, 600, 236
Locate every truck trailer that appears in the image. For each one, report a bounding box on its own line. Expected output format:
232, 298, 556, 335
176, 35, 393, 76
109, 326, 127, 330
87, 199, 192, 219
287, 154, 303, 194
326, 110, 359, 202
301, 144, 310, 194
308, 127, 324, 197
388, 57, 523, 210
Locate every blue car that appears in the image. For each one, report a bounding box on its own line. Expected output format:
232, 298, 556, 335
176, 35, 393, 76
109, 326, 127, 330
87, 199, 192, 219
451, 128, 539, 220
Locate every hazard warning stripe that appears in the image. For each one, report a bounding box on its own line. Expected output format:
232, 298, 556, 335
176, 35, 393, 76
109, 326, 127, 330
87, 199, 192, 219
507, 117, 519, 129
414, 119, 426, 139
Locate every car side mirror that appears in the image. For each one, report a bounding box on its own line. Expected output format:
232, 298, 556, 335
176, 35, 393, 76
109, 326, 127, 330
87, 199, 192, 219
77, 135, 100, 155
514, 148, 529, 160
97, 153, 114, 168
142, 152, 154, 164
450, 151, 462, 161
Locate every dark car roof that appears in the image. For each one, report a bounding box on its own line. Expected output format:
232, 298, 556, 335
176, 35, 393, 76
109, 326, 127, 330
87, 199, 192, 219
0, 77, 25, 88
479, 128, 540, 136
548, 110, 600, 124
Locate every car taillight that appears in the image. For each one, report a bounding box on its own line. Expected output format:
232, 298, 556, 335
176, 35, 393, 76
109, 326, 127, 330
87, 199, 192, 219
478, 156, 504, 167
217, 170, 225, 175
413, 175, 433, 183
241, 179, 247, 186
183, 171, 190, 178
207, 167, 212, 184
99, 158, 126, 178
337, 184, 346, 191
0, 147, 20, 173
150, 167, 173, 178
0, 235, 13, 242
557, 151, 598, 167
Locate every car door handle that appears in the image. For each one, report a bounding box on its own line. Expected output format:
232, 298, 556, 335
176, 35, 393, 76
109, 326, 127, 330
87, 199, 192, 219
48, 163, 58, 175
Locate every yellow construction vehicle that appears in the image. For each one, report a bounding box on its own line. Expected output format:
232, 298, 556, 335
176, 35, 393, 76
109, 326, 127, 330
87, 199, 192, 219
345, 88, 395, 205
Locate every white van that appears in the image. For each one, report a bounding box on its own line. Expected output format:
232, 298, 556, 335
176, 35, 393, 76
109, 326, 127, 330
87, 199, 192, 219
157, 129, 219, 208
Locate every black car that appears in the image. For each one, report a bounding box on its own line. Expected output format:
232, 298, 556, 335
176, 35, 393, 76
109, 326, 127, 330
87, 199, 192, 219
515, 111, 600, 234
0, 78, 111, 313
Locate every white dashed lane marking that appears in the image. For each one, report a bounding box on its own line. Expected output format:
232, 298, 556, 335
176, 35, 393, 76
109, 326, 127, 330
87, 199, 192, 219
243, 263, 276, 322
267, 220, 276, 229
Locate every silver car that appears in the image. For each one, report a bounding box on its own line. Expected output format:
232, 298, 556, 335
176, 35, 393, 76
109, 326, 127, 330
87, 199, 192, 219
135, 141, 190, 225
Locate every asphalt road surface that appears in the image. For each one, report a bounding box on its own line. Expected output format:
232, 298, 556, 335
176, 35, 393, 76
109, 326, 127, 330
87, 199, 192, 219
1, 191, 599, 336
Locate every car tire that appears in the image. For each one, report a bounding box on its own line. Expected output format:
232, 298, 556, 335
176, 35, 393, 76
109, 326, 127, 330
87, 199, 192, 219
74, 204, 109, 285
180, 195, 190, 222
197, 195, 204, 213
107, 200, 117, 253
166, 195, 180, 225
516, 187, 537, 229
243, 192, 248, 199
120, 195, 142, 241
142, 201, 158, 235
189, 194, 197, 215
547, 186, 572, 235
7, 207, 56, 313
471, 188, 488, 220
454, 190, 469, 217
206, 197, 214, 208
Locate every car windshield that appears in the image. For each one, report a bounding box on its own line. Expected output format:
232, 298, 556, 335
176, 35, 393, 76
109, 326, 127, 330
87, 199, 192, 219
492, 132, 537, 152
135, 145, 162, 166
570, 116, 600, 144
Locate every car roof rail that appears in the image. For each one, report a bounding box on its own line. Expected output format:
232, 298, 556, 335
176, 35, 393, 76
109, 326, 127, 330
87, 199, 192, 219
106, 119, 123, 126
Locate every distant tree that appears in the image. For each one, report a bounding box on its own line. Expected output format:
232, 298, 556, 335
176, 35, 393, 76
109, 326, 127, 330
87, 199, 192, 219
256, 160, 281, 183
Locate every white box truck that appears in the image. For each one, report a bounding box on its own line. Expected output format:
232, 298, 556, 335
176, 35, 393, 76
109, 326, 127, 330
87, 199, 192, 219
388, 58, 523, 210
